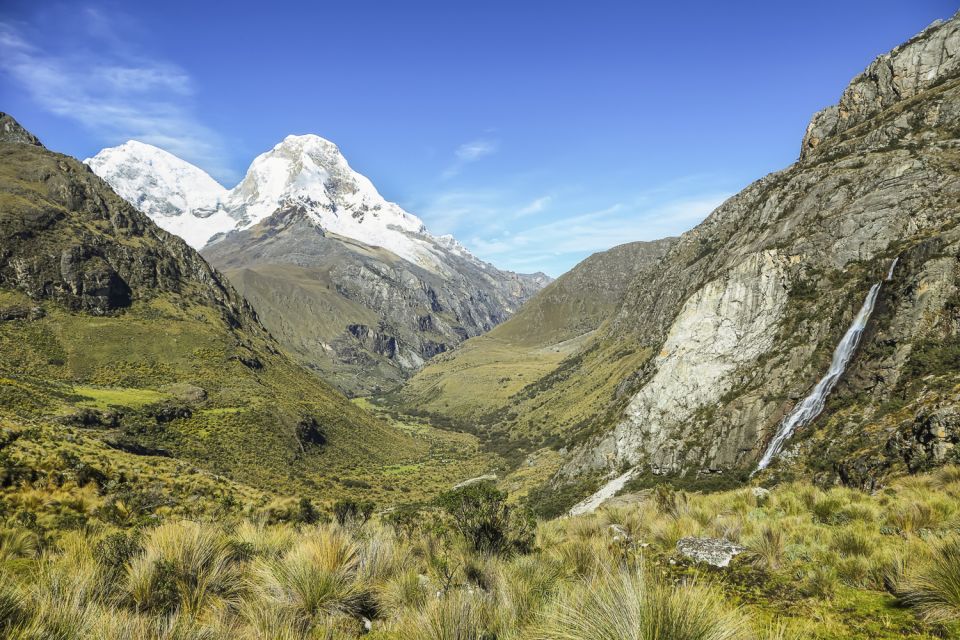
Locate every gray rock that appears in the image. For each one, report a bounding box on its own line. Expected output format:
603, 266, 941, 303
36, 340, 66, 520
676, 537, 745, 568
452, 474, 498, 490
0, 112, 43, 146
801, 13, 960, 158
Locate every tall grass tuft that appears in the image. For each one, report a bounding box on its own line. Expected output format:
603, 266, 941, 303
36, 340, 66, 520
745, 525, 784, 571
125, 520, 243, 615
256, 525, 364, 620
895, 535, 960, 623
401, 589, 494, 640
529, 563, 749, 640
0, 527, 37, 562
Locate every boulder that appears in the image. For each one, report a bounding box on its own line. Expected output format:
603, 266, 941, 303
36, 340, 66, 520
676, 537, 745, 568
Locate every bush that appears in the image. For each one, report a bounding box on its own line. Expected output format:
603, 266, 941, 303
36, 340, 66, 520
437, 482, 534, 555
332, 498, 375, 527
295, 497, 321, 525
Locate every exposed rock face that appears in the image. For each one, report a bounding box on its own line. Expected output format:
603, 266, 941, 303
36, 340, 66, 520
0, 121, 259, 326
556, 13, 960, 485
676, 537, 745, 568
202, 206, 547, 394
610, 251, 792, 472
0, 113, 43, 146
801, 16, 960, 158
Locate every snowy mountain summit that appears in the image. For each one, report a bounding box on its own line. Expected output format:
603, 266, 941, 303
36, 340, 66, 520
86, 133, 550, 393
86, 135, 475, 272
86, 141, 231, 248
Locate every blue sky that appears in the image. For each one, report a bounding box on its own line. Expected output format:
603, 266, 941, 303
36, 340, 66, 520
0, 1, 954, 276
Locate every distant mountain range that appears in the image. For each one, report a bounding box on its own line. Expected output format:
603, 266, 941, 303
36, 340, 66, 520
87, 135, 549, 393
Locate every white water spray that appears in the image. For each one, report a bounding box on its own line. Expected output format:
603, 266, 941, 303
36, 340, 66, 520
886, 256, 899, 281
756, 259, 898, 472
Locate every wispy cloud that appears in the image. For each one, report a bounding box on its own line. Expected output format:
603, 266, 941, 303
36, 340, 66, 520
455, 139, 498, 161
467, 193, 730, 274
517, 195, 551, 216
0, 11, 234, 183
442, 137, 499, 178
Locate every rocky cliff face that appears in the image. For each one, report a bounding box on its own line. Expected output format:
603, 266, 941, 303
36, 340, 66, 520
559, 13, 960, 487
202, 205, 548, 394
395, 14, 960, 497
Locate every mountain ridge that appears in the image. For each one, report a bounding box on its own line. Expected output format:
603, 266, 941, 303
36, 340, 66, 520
87, 133, 550, 393
0, 113, 445, 498
394, 12, 960, 506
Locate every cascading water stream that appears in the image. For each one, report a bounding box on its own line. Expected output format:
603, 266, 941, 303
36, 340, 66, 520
755, 259, 898, 472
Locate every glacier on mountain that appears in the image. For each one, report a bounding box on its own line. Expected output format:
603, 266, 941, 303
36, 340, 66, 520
86, 135, 480, 274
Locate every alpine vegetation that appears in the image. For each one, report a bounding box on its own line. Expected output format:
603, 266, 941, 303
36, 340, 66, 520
1, 5, 960, 640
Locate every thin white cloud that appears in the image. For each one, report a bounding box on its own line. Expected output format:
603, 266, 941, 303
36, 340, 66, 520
442, 137, 499, 178
0, 17, 234, 183
517, 195, 551, 216
467, 193, 731, 275
455, 139, 498, 161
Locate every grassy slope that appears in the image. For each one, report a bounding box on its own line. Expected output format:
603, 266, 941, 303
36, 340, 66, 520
222, 263, 402, 392
3, 458, 958, 639
393, 241, 672, 464
0, 134, 493, 507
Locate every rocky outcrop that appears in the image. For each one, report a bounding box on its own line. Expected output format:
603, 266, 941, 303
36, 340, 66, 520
0, 113, 42, 146
802, 15, 960, 158
0, 123, 261, 327
676, 537, 745, 568
891, 404, 960, 472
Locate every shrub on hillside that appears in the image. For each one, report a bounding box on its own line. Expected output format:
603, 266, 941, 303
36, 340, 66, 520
436, 482, 534, 555
333, 498, 375, 527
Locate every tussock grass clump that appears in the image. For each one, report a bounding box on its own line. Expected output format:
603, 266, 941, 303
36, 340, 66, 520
256, 525, 364, 620
745, 524, 784, 571
529, 563, 749, 640
0, 527, 36, 562
377, 568, 429, 616
398, 589, 495, 640
125, 520, 243, 615
894, 536, 960, 623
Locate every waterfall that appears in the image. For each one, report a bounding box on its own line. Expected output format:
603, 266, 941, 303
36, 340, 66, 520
755, 263, 896, 471
886, 256, 899, 281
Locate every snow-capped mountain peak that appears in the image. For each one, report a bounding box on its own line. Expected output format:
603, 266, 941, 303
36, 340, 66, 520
87, 135, 468, 272
84, 141, 236, 248
225, 134, 426, 236
85, 140, 227, 215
